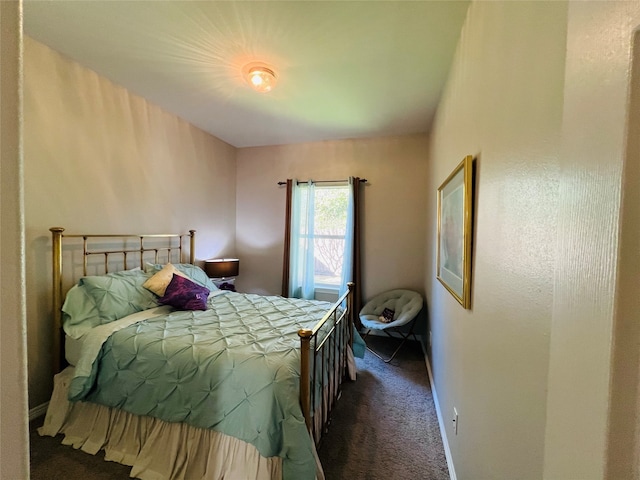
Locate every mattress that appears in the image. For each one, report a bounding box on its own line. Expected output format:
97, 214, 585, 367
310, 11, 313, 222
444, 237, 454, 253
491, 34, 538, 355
64, 335, 83, 366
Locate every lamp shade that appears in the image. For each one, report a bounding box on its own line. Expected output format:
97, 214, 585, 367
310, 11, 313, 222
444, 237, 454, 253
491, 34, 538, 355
205, 258, 239, 278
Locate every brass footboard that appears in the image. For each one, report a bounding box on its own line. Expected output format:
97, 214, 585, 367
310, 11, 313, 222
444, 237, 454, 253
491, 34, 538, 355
298, 282, 354, 444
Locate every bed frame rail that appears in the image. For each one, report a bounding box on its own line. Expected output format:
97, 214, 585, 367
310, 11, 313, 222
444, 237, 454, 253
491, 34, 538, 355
298, 282, 354, 445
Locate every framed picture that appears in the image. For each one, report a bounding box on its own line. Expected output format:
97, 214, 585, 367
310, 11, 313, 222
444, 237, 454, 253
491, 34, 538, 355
437, 155, 474, 309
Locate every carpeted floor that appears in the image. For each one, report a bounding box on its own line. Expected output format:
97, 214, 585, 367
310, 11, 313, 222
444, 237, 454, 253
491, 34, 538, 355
317, 336, 450, 480
29, 336, 449, 480
29, 424, 133, 479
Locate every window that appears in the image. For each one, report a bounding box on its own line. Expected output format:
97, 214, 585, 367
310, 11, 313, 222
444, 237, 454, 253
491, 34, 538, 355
310, 186, 349, 287
288, 180, 353, 300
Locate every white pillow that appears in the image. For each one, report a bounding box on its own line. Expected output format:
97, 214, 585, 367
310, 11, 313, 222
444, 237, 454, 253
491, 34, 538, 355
143, 262, 188, 296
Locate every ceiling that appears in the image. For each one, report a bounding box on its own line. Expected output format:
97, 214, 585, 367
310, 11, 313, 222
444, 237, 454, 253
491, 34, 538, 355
23, 1, 470, 148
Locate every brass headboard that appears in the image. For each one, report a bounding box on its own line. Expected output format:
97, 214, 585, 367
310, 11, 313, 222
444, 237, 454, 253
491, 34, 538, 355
50, 227, 196, 374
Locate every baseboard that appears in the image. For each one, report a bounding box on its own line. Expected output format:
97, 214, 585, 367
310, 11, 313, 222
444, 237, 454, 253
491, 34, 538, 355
421, 344, 457, 480
29, 402, 49, 422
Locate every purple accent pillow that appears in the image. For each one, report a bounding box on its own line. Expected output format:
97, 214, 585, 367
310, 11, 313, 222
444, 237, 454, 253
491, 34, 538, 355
159, 274, 210, 311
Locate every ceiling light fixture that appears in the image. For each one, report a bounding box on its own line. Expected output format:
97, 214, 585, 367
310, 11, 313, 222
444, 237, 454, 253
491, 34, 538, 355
244, 63, 277, 93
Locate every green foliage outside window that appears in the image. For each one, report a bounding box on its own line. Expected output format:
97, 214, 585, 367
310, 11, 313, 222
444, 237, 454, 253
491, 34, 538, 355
313, 186, 348, 284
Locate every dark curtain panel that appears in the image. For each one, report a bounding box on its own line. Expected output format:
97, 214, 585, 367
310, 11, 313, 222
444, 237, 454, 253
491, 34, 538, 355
281, 179, 293, 297
352, 177, 363, 329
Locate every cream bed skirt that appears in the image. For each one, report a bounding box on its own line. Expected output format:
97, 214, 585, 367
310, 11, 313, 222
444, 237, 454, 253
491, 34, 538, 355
38, 367, 327, 480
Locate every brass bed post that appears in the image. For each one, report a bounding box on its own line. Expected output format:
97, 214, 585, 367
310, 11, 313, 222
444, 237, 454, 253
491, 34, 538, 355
139, 236, 144, 270
298, 328, 312, 432
50, 227, 65, 374
347, 282, 355, 348
189, 230, 196, 264
82, 236, 89, 276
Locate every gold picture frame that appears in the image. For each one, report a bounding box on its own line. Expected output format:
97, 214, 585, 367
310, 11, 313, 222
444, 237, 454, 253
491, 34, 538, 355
437, 155, 474, 309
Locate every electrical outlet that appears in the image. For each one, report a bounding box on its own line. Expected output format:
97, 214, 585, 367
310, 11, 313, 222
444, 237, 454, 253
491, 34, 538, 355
453, 407, 458, 435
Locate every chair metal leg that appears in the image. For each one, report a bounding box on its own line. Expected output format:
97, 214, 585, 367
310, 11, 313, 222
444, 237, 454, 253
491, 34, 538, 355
362, 317, 419, 363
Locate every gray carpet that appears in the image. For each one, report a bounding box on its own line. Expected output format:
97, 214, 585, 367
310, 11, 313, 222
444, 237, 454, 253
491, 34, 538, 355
29, 425, 133, 479
317, 336, 450, 480
30, 336, 449, 480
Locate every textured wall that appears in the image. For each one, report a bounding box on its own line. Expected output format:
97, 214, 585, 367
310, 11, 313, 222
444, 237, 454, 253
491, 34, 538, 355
425, 2, 567, 478
0, 1, 30, 478
235, 134, 429, 306
544, 3, 640, 478
24, 37, 238, 407
428, 1, 640, 478
608, 29, 640, 480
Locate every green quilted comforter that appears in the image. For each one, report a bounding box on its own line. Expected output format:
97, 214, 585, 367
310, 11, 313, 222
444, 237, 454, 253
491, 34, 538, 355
68, 291, 345, 480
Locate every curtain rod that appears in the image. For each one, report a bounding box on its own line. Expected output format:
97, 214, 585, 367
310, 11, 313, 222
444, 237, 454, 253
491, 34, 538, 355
277, 178, 367, 186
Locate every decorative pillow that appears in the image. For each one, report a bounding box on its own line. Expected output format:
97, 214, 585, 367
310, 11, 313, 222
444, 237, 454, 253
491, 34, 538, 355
159, 273, 210, 311
146, 262, 218, 292
379, 308, 395, 323
80, 269, 159, 323
143, 263, 188, 297
62, 284, 102, 339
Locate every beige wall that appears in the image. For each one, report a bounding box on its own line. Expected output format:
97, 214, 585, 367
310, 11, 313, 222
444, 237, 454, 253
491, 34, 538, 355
609, 27, 640, 480
0, 1, 30, 478
24, 37, 238, 407
427, 1, 640, 479
545, 2, 640, 478
235, 135, 429, 307
425, 2, 566, 478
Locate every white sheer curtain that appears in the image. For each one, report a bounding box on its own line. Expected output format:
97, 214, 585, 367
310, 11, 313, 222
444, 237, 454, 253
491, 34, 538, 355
285, 177, 361, 311
289, 181, 316, 299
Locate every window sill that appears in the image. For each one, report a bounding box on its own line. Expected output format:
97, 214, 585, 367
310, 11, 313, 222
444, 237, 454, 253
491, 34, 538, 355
314, 286, 339, 303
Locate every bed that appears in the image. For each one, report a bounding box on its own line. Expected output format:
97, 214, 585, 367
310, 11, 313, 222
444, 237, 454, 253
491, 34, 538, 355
38, 228, 360, 480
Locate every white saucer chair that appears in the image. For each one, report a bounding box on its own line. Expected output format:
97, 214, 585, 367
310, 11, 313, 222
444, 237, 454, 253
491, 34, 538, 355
359, 289, 423, 363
